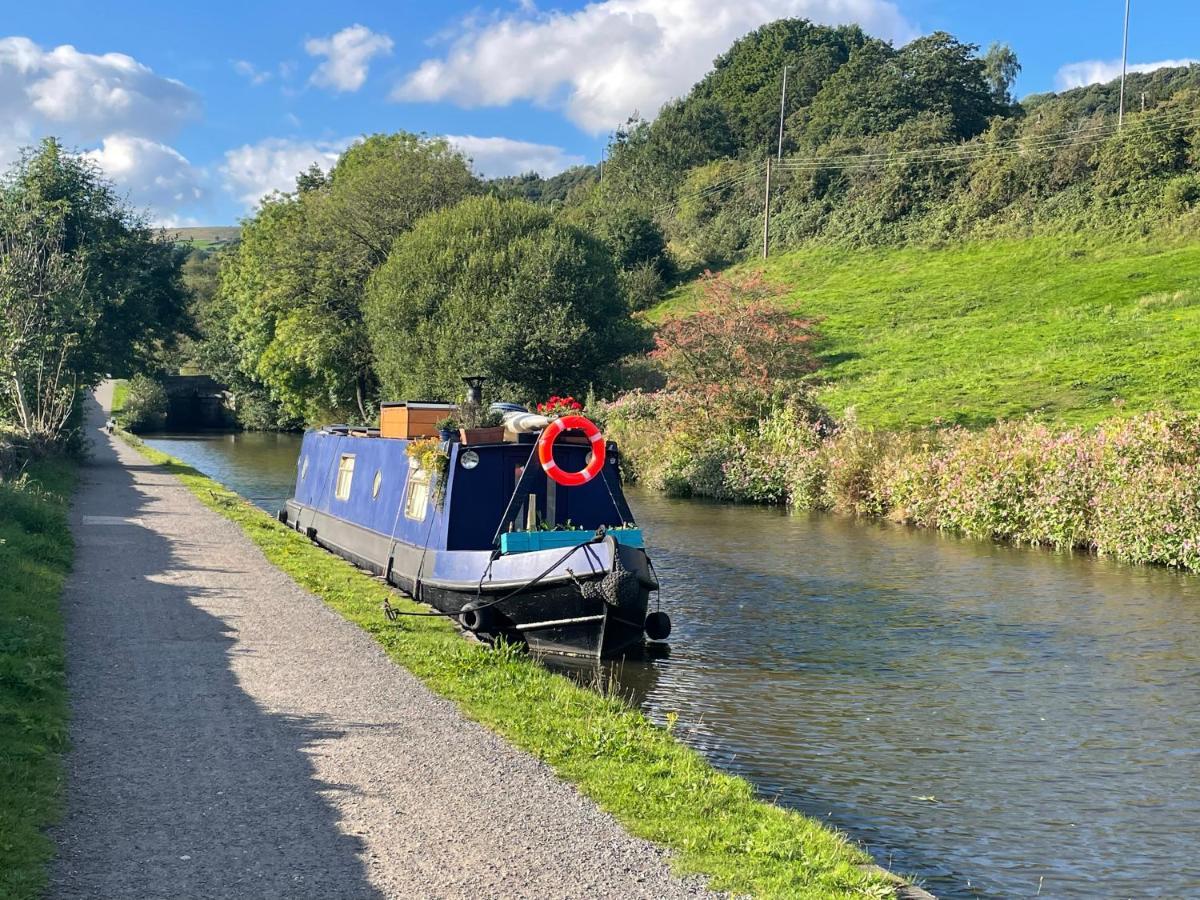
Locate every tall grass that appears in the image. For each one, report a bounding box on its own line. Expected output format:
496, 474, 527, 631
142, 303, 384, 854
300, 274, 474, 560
607, 400, 1200, 573
0, 460, 75, 900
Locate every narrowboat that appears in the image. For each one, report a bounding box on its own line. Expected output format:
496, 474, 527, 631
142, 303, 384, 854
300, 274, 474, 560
280, 397, 671, 659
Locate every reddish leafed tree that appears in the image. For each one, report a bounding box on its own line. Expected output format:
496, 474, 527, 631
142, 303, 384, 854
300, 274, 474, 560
651, 271, 821, 398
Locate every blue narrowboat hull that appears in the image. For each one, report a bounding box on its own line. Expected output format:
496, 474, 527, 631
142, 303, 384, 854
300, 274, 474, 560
282, 427, 663, 658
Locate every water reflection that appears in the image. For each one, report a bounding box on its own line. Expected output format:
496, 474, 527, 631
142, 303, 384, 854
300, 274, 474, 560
143, 431, 302, 513
144, 433, 1200, 899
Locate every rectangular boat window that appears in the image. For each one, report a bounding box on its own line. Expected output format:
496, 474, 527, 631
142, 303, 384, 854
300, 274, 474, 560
334, 454, 356, 500
404, 469, 431, 520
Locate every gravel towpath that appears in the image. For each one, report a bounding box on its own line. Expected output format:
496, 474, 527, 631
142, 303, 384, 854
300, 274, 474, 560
50, 392, 714, 899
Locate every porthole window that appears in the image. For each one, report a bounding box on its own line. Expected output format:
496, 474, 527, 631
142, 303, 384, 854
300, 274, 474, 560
334, 454, 356, 500
372, 469, 383, 499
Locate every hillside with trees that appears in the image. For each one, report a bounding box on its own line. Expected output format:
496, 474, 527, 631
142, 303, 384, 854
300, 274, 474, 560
186, 18, 1199, 432
516, 20, 1198, 272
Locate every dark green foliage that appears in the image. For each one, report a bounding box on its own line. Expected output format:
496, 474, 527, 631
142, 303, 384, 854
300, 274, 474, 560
601, 100, 738, 204
366, 196, 648, 403
218, 133, 480, 424
694, 18, 868, 154
1092, 100, 1195, 196
618, 261, 667, 312
802, 32, 1001, 145
0, 460, 75, 900
489, 165, 598, 205
1025, 63, 1200, 119
3, 140, 189, 379
1164, 174, 1200, 214
0, 140, 189, 444
120, 374, 169, 432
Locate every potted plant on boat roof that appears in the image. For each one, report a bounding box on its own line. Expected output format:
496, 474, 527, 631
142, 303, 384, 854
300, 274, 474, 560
435, 414, 461, 443
536, 394, 583, 418
535, 394, 592, 444
459, 408, 506, 446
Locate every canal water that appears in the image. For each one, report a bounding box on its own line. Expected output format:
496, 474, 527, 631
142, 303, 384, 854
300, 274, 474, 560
144, 432, 1200, 899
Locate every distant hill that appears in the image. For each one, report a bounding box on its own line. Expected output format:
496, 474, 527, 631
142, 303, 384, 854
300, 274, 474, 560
164, 226, 241, 249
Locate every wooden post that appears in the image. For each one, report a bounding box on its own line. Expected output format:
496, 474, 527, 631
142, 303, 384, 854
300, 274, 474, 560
762, 158, 771, 260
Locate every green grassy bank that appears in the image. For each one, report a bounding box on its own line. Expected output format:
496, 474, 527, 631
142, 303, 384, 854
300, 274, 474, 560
117, 431, 904, 899
653, 236, 1200, 429
0, 460, 76, 900
109, 379, 129, 418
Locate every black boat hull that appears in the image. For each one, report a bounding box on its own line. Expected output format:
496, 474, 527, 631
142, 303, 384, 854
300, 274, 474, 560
283, 500, 654, 658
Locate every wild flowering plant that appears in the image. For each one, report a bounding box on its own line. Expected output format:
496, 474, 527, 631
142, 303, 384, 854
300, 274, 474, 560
609, 395, 1200, 572
651, 271, 822, 428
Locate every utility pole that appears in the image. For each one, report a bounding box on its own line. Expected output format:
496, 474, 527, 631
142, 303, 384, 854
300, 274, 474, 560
1118, 0, 1131, 128
762, 158, 772, 259
777, 65, 790, 161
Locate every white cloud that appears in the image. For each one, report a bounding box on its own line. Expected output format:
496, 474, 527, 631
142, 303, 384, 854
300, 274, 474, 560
447, 134, 585, 177
394, 0, 916, 133
85, 134, 205, 223
306, 25, 393, 92
0, 36, 203, 222
221, 136, 355, 208
0, 35, 199, 161
1055, 58, 1199, 91
233, 59, 271, 86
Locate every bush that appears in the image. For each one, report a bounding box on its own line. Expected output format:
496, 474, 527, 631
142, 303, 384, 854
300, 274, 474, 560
120, 375, 168, 432
366, 196, 647, 404
1163, 174, 1200, 214
609, 398, 1200, 572
618, 261, 666, 312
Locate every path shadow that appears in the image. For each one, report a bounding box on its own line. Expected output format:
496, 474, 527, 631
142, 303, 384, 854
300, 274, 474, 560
52, 396, 384, 900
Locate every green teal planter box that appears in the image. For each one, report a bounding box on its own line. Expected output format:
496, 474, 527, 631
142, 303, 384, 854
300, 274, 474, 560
500, 527, 644, 553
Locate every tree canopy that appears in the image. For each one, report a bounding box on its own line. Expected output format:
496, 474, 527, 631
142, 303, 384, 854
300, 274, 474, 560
215, 132, 479, 424
365, 196, 647, 404
0, 138, 187, 445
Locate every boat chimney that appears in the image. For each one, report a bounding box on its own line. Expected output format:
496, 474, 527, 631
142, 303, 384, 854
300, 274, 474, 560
462, 375, 486, 407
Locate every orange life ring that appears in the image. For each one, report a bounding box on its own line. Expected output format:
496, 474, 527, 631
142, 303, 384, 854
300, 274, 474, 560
537, 415, 606, 487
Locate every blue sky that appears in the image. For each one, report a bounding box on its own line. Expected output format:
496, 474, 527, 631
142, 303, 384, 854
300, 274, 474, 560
2, 0, 1194, 225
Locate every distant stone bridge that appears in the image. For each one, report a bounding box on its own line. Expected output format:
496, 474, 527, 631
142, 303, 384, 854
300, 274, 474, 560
162, 375, 237, 430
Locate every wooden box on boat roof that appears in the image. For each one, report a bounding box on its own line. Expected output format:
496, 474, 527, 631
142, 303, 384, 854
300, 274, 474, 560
379, 401, 457, 439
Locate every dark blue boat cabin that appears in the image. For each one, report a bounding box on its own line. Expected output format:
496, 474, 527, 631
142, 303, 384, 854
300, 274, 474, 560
283, 425, 665, 658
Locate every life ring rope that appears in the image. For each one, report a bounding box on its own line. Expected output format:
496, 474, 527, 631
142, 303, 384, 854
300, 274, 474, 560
537, 415, 606, 487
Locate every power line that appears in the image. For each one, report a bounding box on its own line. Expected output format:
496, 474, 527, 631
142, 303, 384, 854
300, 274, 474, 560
773, 108, 1200, 173
648, 104, 1199, 221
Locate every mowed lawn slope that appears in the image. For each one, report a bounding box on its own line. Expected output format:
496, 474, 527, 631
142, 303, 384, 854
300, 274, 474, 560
654, 237, 1200, 428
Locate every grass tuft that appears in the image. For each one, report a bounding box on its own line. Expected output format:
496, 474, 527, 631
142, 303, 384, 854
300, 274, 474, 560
0, 459, 76, 900
118, 431, 901, 899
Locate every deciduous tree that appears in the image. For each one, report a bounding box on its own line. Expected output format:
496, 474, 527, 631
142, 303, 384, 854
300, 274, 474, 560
366, 196, 647, 404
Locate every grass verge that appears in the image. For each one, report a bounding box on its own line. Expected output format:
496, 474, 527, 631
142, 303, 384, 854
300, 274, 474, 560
0, 459, 76, 900
652, 236, 1200, 429
117, 430, 901, 899
109, 380, 128, 418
